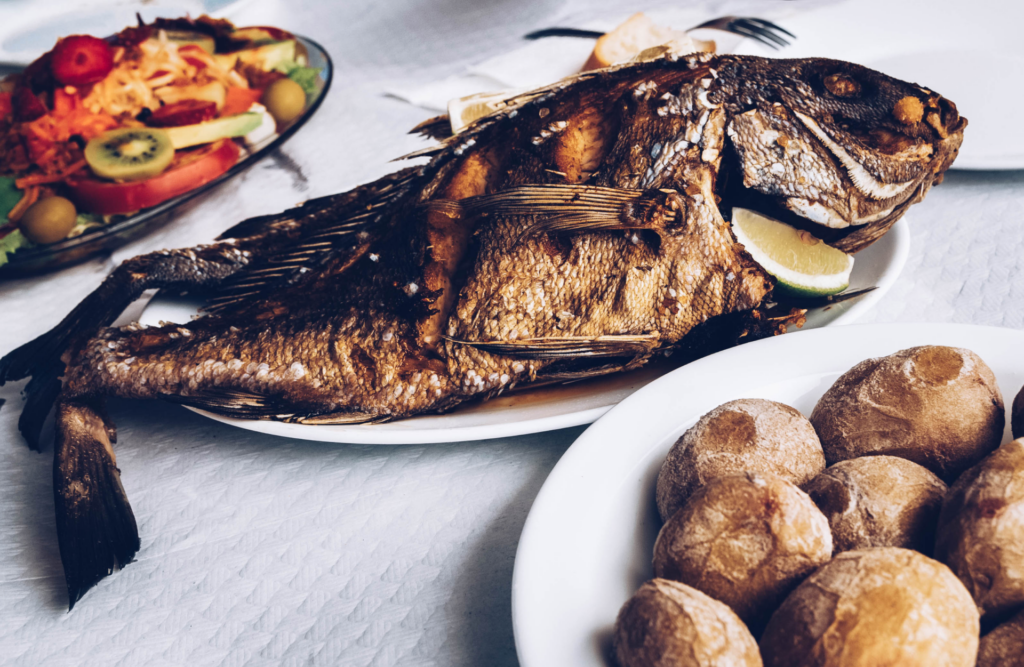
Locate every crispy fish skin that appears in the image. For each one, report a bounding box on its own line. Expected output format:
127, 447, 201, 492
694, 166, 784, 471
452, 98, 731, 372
0, 54, 965, 607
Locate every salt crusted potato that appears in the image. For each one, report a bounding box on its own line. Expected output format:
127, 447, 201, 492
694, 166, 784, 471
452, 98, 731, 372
653, 473, 831, 631
978, 608, 1024, 667
760, 547, 979, 667
804, 455, 947, 555
935, 438, 1024, 617
656, 398, 825, 522
613, 578, 762, 667
810, 345, 1004, 481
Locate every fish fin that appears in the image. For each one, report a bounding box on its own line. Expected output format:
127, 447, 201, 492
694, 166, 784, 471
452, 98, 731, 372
54, 397, 139, 610
532, 361, 634, 385
288, 412, 391, 425
775, 286, 877, 309
464, 185, 686, 237
160, 389, 295, 420
447, 333, 660, 359
214, 169, 411, 241
408, 114, 453, 141
1, 243, 258, 448
203, 167, 424, 315
17, 360, 64, 451
165, 391, 387, 425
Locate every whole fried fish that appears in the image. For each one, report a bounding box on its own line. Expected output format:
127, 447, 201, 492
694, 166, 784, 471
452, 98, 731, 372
1, 53, 964, 607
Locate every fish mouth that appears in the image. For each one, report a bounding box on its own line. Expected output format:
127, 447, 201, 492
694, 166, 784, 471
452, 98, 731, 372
722, 93, 964, 254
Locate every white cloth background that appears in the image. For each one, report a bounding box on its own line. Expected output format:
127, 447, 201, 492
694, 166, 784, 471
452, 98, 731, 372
1, 0, 1022, 665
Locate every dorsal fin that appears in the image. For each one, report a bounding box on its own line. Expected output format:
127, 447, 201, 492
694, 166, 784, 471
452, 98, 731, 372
203, 166, 424, 314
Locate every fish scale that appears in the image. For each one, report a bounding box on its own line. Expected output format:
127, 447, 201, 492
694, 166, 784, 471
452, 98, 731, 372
0, 53, 966, 607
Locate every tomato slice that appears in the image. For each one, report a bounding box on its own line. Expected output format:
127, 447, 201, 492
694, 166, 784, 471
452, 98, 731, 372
147, 99, 217, 127
67, 138, 240, 215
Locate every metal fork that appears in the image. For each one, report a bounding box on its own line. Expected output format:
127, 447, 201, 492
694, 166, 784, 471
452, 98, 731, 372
524, 16, 795, 50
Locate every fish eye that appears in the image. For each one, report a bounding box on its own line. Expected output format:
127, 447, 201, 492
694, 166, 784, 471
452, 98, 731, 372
823, 73, 861, 98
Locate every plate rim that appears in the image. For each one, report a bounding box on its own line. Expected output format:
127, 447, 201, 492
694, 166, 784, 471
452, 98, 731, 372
141, 218, 910, 445
510, 321, 1024, 667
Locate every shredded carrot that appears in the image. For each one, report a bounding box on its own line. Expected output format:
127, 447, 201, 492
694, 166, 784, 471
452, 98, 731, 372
7, 185, 40, 222
21, 91, 118, 173
14, 159, 88, 188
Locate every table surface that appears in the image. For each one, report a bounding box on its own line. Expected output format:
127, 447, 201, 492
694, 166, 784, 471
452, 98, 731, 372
2, 0, 1023, 665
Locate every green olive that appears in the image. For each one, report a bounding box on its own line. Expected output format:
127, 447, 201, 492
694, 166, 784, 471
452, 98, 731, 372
261, 78, 306, 125
18, 196, 78, 244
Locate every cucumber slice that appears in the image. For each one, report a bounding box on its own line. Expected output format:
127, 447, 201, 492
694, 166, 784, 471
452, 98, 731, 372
84, 128, 175, 182
163, 113, 263, 149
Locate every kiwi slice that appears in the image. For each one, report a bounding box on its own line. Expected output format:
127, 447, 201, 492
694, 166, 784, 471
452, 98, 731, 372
85, 128, 175, 182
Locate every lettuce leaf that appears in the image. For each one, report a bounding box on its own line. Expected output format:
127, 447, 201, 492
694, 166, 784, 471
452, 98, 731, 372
0, 177, 21, 220
0, 229, 32, 267
280, 61, 321, 99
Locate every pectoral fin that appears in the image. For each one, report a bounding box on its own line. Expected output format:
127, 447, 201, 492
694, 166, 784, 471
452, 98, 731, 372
464, 184, 686, 237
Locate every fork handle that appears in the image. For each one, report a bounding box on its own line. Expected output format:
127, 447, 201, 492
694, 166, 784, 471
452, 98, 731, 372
523, 27, 605, 40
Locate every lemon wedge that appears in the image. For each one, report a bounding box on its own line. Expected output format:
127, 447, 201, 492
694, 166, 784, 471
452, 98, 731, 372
448, 89, 524, 135
731, 208, 854, 297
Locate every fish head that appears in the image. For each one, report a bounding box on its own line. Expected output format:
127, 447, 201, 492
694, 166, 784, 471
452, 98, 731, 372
718, 57, 966, 252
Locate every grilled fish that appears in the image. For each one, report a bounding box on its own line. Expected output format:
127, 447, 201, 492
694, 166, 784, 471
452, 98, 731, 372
0, 53, 965, 607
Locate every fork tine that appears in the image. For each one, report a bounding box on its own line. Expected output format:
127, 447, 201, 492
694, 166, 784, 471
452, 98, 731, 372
732, 19, 791, 47
729, 19, 790, 48
744, 17, 797, 39
726, 23, 784, 50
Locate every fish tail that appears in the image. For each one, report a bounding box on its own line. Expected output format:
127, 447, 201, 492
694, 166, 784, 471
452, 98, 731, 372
17, 361, 64, 451
53, 396, 139, 610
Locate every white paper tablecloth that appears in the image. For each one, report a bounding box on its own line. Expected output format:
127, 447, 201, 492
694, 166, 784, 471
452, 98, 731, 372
2, 1, 1023, 665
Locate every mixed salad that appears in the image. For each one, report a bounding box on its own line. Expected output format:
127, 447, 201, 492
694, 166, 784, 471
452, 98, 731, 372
0, 15, 321, 267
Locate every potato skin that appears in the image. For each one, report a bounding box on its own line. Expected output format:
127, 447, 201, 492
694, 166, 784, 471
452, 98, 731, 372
810, 346, 1004, 482
760, 548, 979, 667
804, 455, 946, 555
656, 399, 825, 522
613, 578, 762, 667
653, 473, 831, 632
978, 608, 1024, 667
935, 439, 1024, 617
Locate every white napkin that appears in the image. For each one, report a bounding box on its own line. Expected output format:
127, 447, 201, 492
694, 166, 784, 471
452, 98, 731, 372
386, 8, 745, 112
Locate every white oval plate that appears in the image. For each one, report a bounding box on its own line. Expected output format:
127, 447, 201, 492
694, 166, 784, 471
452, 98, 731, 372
139, 219, 909, 444
511, 322, 1024, 667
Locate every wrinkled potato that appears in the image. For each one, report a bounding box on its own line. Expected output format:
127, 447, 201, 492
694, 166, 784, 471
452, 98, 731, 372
805, 455, 947, 554
810, 345, 1004, 481
656, 398, 825, 522
760, 548, 979, 667
613, 578, 762, 667
935, 439, 1024, 617
978, 608, 1024, 667
653, 472, 831, 631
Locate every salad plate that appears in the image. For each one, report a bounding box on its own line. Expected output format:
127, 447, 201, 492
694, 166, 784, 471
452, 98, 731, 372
511, 322, 1024, 667
136, 218, 909, 445
0, 30, 332, 275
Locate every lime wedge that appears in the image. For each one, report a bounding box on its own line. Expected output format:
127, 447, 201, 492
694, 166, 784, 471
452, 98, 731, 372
731, 208, 854, 298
